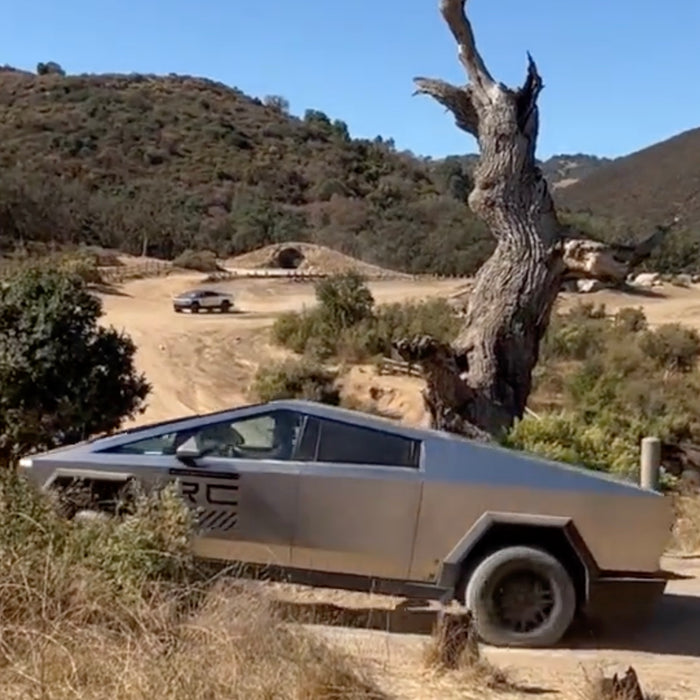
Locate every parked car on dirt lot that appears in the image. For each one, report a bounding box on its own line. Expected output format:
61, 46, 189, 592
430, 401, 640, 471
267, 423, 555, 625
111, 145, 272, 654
18, 400, 674, 648
172, 288, 233, 313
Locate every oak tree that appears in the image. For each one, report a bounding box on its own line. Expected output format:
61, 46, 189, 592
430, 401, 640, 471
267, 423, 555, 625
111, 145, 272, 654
395, 0, 675, 440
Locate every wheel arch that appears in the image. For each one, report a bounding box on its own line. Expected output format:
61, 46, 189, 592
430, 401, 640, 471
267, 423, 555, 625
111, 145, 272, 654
437, 512, 600, 609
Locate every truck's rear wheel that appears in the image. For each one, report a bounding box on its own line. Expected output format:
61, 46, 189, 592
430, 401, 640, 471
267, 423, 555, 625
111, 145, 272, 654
465, 546, 576, 648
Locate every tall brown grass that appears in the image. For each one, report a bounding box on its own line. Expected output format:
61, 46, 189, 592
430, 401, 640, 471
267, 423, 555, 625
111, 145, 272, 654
0, 472, 385, 699
0, 586, 385, 699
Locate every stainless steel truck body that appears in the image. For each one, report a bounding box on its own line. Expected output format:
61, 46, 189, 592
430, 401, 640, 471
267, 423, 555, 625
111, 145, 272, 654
19, 399, 673, 647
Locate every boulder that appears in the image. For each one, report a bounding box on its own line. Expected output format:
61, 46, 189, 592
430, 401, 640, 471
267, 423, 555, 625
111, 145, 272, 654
576, 279, 605, 293
633, 272, 661, 287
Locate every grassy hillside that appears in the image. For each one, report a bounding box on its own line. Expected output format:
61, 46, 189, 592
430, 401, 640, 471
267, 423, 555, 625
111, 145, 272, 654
558, 127, 700, 227
1, 65, 697, 275
556, 128, 700, 272
540, 153, 613, 188
0, 67, 493, 276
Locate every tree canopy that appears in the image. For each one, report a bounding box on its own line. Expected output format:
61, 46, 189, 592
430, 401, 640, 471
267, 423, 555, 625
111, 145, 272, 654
0, 265, 150, 461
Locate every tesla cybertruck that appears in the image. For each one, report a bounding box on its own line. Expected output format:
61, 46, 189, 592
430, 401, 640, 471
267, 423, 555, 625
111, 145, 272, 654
19, 399, 673, 647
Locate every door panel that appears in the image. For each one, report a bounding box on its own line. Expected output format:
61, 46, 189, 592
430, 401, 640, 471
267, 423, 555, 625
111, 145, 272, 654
172, 458, 299, 567
292, 464, 422, 579
93, 409, 305, 567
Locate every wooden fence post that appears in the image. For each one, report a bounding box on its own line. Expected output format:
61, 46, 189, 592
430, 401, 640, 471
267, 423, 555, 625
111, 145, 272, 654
640, 437, 661, 490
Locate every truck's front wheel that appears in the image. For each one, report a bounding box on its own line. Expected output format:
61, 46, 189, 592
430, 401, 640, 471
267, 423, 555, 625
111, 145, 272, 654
465, 546, 576, 648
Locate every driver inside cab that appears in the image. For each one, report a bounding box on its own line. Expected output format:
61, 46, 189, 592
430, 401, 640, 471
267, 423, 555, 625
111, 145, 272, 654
190, 412, 299, 460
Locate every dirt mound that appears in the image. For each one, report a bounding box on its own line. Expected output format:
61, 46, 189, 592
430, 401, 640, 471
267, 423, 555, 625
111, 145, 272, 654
225, 243, 409, 278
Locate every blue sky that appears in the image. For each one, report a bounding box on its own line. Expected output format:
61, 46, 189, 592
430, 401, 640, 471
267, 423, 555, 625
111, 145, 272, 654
3, 0, 698, 160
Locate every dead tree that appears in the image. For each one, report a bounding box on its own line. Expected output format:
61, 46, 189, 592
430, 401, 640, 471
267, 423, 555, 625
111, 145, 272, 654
395, 0, 674, 440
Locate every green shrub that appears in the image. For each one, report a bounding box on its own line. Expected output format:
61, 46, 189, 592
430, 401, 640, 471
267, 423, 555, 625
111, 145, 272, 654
613, 306, 648, 333
522, 304, 700, 477
506, 413, 650, 477
252, 360, 340, 405
335, 298, 461, 362
271, 273, 460, 362
57, 249, 104, 283
0, 265, 150, 461
314, 271, 375, 331
0, 250, 106, 285
173, 249, 221, 272
272, 311, 331, 357
541, 302, 609, 362
639, 323, 700, 372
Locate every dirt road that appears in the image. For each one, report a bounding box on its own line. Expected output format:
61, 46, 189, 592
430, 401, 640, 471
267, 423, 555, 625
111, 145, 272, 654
265, 555, 700, 699
558, 283, 700, 328
99, 274, 700, 429
98, 271, 700, 698
99, 272, 462, 425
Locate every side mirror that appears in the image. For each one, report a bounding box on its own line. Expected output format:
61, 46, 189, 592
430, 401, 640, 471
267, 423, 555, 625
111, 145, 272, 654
176, 436, 204, 463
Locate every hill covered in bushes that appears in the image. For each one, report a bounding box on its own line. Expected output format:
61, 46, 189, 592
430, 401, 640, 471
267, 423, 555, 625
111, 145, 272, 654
1, 66, 697, 275
555, 127, 700, 274
0, 68, 493, 276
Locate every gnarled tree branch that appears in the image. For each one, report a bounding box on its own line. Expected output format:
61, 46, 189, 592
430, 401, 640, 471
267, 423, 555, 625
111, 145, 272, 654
413, 78, 479, 136
439, 0, 495, 92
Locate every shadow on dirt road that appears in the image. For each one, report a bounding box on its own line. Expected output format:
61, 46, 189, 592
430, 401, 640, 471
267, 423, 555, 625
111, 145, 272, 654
570, 591, 700, 657
271, 588, 700, 658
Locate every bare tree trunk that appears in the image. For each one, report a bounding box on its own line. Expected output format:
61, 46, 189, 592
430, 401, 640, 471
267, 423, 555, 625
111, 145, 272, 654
395, 0, 673, 440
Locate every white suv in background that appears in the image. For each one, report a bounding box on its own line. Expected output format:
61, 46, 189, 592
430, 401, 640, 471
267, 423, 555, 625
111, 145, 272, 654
172, 288, 234, 314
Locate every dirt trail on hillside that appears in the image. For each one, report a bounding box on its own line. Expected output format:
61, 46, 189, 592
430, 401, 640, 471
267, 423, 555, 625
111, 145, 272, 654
99, 273, 461, 425
100, 276, 700, 428
558, 283, 700, 328
99, 274, 700, 698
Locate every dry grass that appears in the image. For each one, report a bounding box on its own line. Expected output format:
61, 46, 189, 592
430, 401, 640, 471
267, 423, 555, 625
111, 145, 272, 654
0, 467, 691, 699
669, 493, 700, 554
0, 586, 386, 700
422, 613, 511, 693
579, 666, 663, 700
0, 472, 386, 699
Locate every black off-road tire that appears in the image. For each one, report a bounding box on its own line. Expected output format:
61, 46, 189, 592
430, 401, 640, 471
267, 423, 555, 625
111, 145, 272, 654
465, 546, 576, 648
190, 302, 200, 314
220, 300, 231, 313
